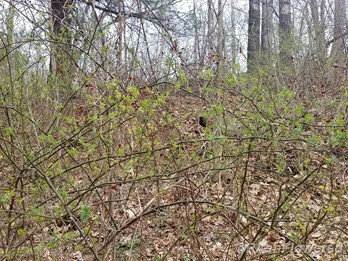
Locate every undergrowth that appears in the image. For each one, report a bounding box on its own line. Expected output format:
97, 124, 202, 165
0, 71, 347, 260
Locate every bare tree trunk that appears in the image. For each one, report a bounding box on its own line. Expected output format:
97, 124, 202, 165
230, 1, 238, 66
279, 0, 293, 66
217, 0, 225, 75
247, 0, 261, 72
3, 0, 16, 151
200, 0, 213, 67
310, 0, 326, 60
193, 0, 200, 67
330, 0, 347, 61
6, 0, 15, 47
49, 0, 75, 105
50, 0, 73, 79
199, 6, 206, 67
261, 0, 273, 63
207, 0, 213, 55
116, 0, 125, 68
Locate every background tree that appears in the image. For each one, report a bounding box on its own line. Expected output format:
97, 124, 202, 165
261, 0, 273, 63
247, 0, 261, 72
193, 0, 200, 67
309, 0, 326, 61
279, 0, 293, 66
50, 0, 74, 90
206, 0, 214, 65
330, 0, 347, 61
217, 0, 225, 77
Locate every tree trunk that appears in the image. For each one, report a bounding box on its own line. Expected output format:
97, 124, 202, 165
247, 0, 261, 72
200, 0, 213, 67
217, 0, 225, 75
116, 0, 125, 67
279, 0, 293, 66
261, 0, 273, 63
207, 0, 213, 55
330, 0, 347, 61
50, 0, 73, 90
310, 0, 326, 60
193, 0, 200, 67
230, 1, 237, 66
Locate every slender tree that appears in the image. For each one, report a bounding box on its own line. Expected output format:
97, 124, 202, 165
193, 0, 200, 66
116, 0, 125, 66
229, 1, 238, 66
217, 0, 225, 75
207, 0, 214, 58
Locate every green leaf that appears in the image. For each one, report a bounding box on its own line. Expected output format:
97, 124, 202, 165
129, 47, 135, 55
5, 127, 14, 137
165, 58, 174, 67
80, 204, 91, 223
303, 113, 315, 124
294, 104, 304, 117
219, 135, 227, 144
128, 86, 140, 98
60, 191, 68, 202
17, 228, 26, 236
